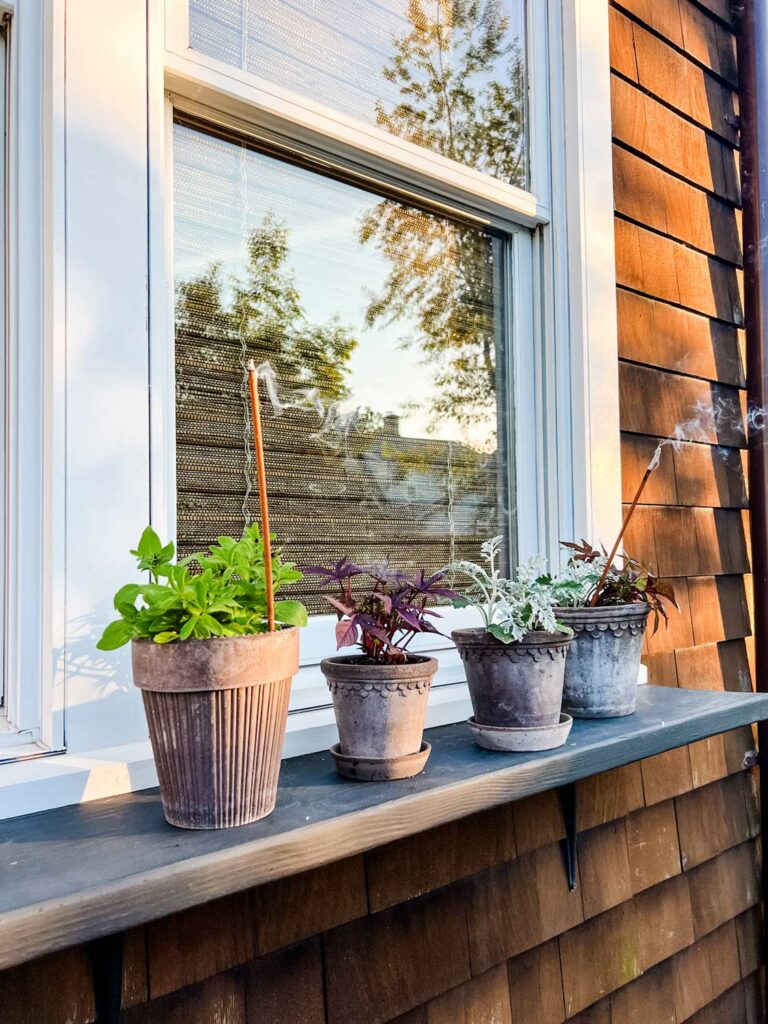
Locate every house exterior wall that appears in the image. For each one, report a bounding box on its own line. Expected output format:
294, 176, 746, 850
0, 1, 761, 1022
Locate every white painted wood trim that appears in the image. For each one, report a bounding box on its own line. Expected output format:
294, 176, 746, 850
1, 0, 66, 752
560, 0, 622, 549
163, 50, 546, 230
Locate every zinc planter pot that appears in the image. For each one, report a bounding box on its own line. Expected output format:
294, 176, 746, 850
452, 628, 572, 751
320, 655, 437, 781
555, 604, 650, 718
132, 628, 299, 829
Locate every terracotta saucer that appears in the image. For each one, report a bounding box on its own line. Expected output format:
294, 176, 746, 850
467, 713, 573, 752
330, 741, 431, 781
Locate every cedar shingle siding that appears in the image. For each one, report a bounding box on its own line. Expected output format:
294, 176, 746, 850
0, 2, 761, 1021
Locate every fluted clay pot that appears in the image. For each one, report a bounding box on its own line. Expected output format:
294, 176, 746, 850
321, 655, 437, 779
132, 628, 299, 829
452, 628, 571, 728
555, 604, 650, 718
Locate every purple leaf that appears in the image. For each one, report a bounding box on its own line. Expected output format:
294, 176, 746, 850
326, 595, 356, 617
335, 617, 359, 649
354, 614, 392, 644
395, 606, 427, 631
371, 592, 393, 613
303, 557, 365, 582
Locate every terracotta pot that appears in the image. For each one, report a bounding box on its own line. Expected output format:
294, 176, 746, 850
452, 627, 571, 728
555, 604, 650, 718
132, 628, 299, 829
320, 655, 437, 774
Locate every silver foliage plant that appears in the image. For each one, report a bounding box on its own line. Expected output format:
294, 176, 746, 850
446, 536, 572, 644
550, 552, 609, 607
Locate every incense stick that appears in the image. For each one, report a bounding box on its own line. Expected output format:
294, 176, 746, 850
589, 442, 662, 606
247, 360, 275, 632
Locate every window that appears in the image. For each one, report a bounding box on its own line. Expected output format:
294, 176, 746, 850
173, 117, 512, 612
186, 0, 527, 186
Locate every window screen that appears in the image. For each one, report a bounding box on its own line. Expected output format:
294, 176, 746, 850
174, 118, 511, 611
187, 0, 527, 187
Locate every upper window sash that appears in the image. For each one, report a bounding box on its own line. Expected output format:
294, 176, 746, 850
163, 0, 551, 230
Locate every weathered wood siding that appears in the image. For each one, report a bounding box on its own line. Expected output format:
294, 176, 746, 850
0, 1, 761, 1022
0, 767, 761, 1022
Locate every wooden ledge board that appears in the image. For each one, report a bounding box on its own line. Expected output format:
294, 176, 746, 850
1, 685, 767, 970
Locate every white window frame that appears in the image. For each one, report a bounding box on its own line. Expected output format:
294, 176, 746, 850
0, 0, 620, 817
155, 0, 622, 754
0, 0, 66, 760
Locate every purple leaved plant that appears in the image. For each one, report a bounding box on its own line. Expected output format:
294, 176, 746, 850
304, 558, 460, 664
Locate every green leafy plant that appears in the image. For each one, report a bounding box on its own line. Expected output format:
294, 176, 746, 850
96, 525, 307, 650
446, 537, 572, 643
554, 540, 678, 634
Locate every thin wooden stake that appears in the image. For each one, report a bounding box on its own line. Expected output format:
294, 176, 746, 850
247, 360, 275, 632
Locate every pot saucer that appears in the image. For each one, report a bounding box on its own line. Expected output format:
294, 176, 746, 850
467, 714, 573, 752
330, 741, 431, 781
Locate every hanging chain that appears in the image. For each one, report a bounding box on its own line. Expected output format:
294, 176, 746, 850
237, 140, 255, 526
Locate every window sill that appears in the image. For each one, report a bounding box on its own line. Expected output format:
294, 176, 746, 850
1, 684, 767, 971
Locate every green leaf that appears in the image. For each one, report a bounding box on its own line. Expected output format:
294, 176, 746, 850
159, 541, 175, 562
486, 623, 515, 644
179, 616, 197, 641
113, 583, 141, 610
153, 631, 179, 644
96, 619, 135, 651
274, 600, 308, 627
136, 526, 162, 558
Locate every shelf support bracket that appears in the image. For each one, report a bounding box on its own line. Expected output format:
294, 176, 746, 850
559, 782, 578, 891
88, 931, 124, 1024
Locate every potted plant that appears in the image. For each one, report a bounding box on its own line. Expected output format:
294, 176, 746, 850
97, 524, 307, 828
306, 559, 459, 781
447, 537, 573, 752
552, 541, 677, 718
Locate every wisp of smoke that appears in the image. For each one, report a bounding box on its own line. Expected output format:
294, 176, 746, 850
646, 398, 768, 474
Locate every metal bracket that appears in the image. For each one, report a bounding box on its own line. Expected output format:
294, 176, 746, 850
88, 932, 124, 1024
743, 749, 762, 769
559, 783, 578, 892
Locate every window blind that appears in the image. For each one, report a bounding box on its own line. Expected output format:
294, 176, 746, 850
174, 118, 511, 611
187, 0, 527, 186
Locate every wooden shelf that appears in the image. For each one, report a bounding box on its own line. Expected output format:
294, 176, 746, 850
1, 684, 767, 971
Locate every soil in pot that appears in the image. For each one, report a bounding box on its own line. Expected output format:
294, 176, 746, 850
132, 628, 299, 829
555, 603, 650, 718
452, 627, 571, 729
320, 655, 437, 780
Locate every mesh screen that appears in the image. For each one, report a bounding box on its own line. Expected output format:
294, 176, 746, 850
187, 0, 527, 187
174, 118, 511, 611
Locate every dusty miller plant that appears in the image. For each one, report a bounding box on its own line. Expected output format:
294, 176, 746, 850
446, 537, 571, 643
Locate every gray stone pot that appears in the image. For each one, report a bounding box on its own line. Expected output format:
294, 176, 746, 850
555, 604, 650, 718
452, 628, 572, 728
320, 655, 437, 766
132, 628, 299, 829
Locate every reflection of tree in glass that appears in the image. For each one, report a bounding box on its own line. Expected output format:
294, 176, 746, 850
175, 208, 499, 601
376, 0, 525, 183
361, 0, 524, 442
176, 213, 357, 405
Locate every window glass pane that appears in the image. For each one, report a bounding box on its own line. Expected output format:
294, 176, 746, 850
174, 119, 511, 611
187, 0, 527, 188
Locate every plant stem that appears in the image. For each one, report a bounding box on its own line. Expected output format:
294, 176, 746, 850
247, 360, 275, 632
